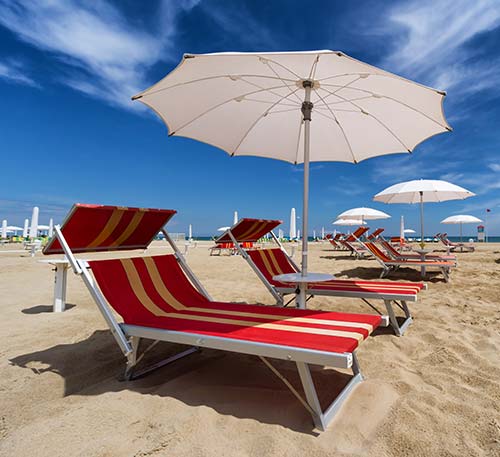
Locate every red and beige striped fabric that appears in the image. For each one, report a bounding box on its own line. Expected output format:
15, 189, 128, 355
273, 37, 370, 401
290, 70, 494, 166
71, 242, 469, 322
246, 248, 425, 295
365, 242, 454, 266
217, 218, 282, 243
43, 204, 176, 254
90, 254, 381, 354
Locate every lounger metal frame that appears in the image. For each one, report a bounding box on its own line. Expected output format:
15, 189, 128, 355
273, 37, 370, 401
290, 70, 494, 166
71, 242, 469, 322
53, 224, 365, 431
227, 228, 415, 336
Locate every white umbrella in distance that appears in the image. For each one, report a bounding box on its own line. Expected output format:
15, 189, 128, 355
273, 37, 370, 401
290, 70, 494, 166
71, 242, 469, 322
374, 179, 474, 246
441, 214, 482, 242
290, 207, 297, 240
333, 218, 367, 226
133, 50, 450, 307
233, 211, 238, 225
403, 229, 416, 234
337, 207, 390, 224
29, 207, 39, 239
23, 218, 29, 238
1, 220, 7, 239
217, 226, 231, 232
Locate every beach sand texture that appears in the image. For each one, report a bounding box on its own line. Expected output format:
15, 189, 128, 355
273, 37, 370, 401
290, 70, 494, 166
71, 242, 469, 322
0, 241, 499, 457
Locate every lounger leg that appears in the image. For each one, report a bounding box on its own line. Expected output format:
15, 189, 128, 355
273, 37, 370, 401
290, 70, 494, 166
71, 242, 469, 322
124, 336, 141, 380
384, 300, 413, 336
297, 355, 364, 431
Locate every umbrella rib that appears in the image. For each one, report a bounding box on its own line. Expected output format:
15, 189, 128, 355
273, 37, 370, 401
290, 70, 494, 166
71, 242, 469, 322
257, 56, 303, 80
318, 86, 412, 152
170, 83, 300, 135
313, 88, 358, 163
138, 74, 297, 98
231, 87, 302, 156
320, 82, 449, 130
260, 60, 303, 104
239, 76, 301, 106
308, 53, 321, 80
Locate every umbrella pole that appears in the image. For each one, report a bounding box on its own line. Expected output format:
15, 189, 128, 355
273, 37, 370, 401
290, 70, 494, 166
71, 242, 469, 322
298, 81, 313, 309
419, 191, 424, 247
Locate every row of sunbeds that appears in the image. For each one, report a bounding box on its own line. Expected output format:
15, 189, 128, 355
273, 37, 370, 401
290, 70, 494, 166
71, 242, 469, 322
41, 204, 441, 432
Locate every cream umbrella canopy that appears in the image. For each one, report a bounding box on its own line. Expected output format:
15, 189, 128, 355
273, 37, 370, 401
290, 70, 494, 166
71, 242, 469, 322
337, 207, 390, 224
374, 179, 475, 245
441, 215, 482, 242
133, 50, 450, 306
333, 218, 367, 226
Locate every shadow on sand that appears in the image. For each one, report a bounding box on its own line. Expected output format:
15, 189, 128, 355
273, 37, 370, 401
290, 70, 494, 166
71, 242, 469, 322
22, 304, 76, 314
335, 266, 446, 283
9, 330, 357, 434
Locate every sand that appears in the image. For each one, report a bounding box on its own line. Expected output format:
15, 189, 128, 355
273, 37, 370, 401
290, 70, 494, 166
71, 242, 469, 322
0, 240, 499, 457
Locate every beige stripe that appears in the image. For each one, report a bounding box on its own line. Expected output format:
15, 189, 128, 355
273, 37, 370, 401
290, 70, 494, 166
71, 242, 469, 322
142, 257, 372, 333
120, 259, 170, 316
236, 221, 263, 241
143, 257, 185, 311
87, 209, 125, 248
266, 249, 286, 275
111, 210, 147, 247
256, 249, 277, 278
166, 312, 364, 342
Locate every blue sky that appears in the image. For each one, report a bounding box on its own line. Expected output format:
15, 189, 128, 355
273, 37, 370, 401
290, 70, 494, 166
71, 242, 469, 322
0, 0, 499, 237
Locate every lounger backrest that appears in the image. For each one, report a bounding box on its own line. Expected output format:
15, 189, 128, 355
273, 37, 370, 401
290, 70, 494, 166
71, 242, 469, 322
381, 240, 400, 257
217, 218, 282, 243
246, 248, 297, 284
345, 226, 369, 242
364, 242, 392, 262
89, 254, 207, 323
367, 228, 384, 240
43, 204, 176, 254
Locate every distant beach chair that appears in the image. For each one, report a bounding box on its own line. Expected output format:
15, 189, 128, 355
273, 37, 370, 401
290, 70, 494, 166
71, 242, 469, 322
438, 233, 475, 253
224, 218, 427, 336
43, 203, 382, 431
363, 241, 455, 282
209, 241, 236, 256
339, 227, 371, 258
379, 240, 457, 263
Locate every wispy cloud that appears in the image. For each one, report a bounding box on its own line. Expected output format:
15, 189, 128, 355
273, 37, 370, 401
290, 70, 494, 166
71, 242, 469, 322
0, 0, 200, 108
0, 59, 38, 87
487, 163, 500, 172
381, 0, 500, 95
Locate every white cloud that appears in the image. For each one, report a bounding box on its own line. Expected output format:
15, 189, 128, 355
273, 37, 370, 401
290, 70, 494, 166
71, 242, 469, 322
0, 60, 38, 87
488, 163, 500, 172
0, 0, 200, 108
382, 0, 500, 95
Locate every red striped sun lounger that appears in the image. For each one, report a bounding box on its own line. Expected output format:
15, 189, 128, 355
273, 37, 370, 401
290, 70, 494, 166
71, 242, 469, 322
43, 203, 382, 432
224, 219, 427, 336
379, 240, 457, 263
363, 241, 455, 282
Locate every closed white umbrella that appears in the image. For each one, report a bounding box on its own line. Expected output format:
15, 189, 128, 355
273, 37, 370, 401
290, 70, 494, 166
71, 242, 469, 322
188, 224, 193, 239
321, 227, 325, 239
134, 50, 449, 307
48, 218, 54, 238
374, 180, 474, 246
23, 219, 29, 238
337, 207, 390, 224
400, 215, 404, 240
233, 211, 238, 225
29, 207, 39, 239
1, 220, 7, 239
290, 208, 297, 240
441, 214, 482, 242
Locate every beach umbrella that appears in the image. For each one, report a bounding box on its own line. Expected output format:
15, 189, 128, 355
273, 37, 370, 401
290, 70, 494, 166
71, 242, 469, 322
188, 224, 193, 239
337, 207, 390, 224
23, 219, 29, 238
290, 207, 297, 240
217, 226, 230, 232
6, 226, 23, 235
29, 207, 39, 239
1, 220, 6, 239
233, 211, 238, 225
133, 50, 449, 305
404, 229, 416, 234
441, 214, 482, 242
48, 218, 54, 238
400, 215, 405, 240
37, 224, 50, 231
374, 179, 475, 246
333, 218, 367, 226
321, 227, 325, 239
